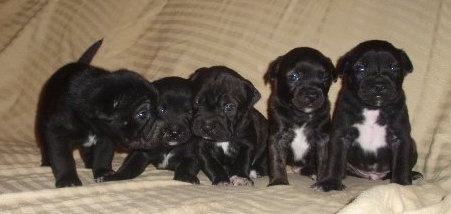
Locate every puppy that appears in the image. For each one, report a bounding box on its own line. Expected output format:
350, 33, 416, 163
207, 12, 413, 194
190, 66, 268, 186
265, 47, 337, 186
99, 77, 200, 184
36, 40, 158, 187
314, 40, 422, 192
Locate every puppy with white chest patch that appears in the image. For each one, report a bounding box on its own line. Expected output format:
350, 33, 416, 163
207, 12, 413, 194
190, 66, 268, 186
36, 40, 159, 187
313, 40, 422, 192
99, 77, 200, 184
265, 47, 337, 186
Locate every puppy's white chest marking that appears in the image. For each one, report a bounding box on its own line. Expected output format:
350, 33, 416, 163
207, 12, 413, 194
216, 141, 230, 156
353, 109, 387, 153
290, 125, 310, 161
83, 135, 97, 147
158, 152, 174, 169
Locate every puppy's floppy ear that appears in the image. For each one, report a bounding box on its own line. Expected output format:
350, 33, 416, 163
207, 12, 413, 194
398, 49, 413, 74
325, 57, 338, 82
189, 67, 209, 81
335, 53, 352, 78
243, 79, 261, 106
264, 57, 281, 85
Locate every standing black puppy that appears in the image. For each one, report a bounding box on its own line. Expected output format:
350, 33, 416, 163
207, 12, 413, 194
36, 40, 159, 187
314, 40, 422, 192
265, 47, 337, 186
99, 77, 200, 184
190, 66, 268, 186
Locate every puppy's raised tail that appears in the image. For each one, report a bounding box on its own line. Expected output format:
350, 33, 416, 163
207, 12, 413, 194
78, 39, 103, 64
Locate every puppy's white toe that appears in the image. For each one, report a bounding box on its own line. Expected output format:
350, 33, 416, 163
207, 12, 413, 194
230, 175, 253, 186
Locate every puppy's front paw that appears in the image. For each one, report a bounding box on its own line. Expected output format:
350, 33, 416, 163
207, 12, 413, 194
230, 175, 254, 186
268, 177, 289, 186
312, 179, 345, 192
56, 177, 82, 188
174, 174, 200, 184
212, 176, 230, 185
94, 170, 116, 183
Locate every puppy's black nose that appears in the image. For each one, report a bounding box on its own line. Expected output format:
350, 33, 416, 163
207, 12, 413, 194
373, 84, 387, 93
201, 121, 216, 132
302, 89, 320, 102
169, 130, 180, 138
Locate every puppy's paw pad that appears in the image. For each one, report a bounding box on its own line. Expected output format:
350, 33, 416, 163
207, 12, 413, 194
230, 175, 253, 186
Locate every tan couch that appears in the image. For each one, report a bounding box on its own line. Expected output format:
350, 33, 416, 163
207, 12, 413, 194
1, 1, 450, 213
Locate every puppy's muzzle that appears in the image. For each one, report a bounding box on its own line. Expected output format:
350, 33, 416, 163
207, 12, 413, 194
193, 117, 230, 141
358, 76, 398, 107
292, 86, 325, 112
162, 124, 191, 146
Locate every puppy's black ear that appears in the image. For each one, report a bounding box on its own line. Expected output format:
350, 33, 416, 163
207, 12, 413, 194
335, 53, 351, 78
264, 57, 281, 85
243, 79, 261, 106
326, 57, 338, 82
189, 67, 209, 81
399, 49, 413, 74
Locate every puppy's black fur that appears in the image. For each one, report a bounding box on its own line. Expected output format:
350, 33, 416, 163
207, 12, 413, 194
99, 77, 200, 184
36, 40, 158, 187
314, 40, 422, 192
190, 66, 268, 186
265, 47, 337, 186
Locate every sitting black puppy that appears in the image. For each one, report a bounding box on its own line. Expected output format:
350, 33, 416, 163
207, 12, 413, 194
99, 77, 200, 184
189, 66, 268, 186
313, 40, 422, 192
36, 40, 159, 187
265, 47, 337, 186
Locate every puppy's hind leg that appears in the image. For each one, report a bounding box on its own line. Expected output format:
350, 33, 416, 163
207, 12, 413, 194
47, 136, 82, 187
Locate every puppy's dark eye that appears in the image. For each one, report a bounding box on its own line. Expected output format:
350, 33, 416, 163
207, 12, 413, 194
224, 103, 236, 112
135, 110, 150, 121
287, 73, 300, 82
354, 63, 366, 72
390, 63, 400, 72
157, 106, 166, 116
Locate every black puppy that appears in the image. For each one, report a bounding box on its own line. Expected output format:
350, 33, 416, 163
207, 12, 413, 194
36, 40, 158, 187
99, 77, 200, 184
190, 66, 268, 186
265, 47, 337, 186
314, 40, 422, 192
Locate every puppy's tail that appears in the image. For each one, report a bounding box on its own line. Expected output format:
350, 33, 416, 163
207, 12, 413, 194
78, 39, 103, 64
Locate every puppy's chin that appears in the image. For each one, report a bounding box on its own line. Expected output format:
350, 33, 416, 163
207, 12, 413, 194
358, 93, 400, 107
167, 141, 180, 146
292, 99, 325, 114
162, 132, 191, 146
195, 133, 230, 142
